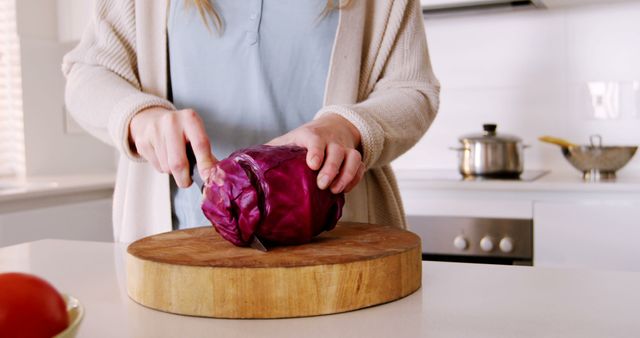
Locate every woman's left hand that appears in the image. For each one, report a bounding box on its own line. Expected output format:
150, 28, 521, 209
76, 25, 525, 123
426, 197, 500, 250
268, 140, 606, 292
267, 114, 364, 194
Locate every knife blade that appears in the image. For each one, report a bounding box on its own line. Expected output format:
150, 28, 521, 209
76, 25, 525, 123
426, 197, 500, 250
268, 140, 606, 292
186, 144, 205, 192
250, 236, 268, 252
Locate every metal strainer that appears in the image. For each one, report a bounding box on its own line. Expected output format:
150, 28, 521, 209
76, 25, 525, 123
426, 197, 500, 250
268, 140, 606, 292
562, 135, 638, 181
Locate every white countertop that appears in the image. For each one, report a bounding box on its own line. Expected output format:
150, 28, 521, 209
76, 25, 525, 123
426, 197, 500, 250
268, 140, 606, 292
1, 240, 638, 338
395, 169, 640, 193
0, 174, 115, 201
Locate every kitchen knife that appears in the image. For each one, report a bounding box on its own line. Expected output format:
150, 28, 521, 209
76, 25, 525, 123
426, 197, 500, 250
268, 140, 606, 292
186, 144, 205, 192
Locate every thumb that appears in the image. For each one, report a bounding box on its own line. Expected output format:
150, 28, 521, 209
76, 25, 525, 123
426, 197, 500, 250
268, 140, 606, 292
265, 137, 283, 146
197, 153, 217, 182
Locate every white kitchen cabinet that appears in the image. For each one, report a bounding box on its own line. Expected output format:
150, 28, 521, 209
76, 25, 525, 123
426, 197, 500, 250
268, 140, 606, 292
0, 175, 115, 247
533, 199, 640, 272
0, 198, 113, 247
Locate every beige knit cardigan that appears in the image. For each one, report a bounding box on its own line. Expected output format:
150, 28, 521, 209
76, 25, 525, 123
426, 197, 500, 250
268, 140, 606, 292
62, 0, 440, 243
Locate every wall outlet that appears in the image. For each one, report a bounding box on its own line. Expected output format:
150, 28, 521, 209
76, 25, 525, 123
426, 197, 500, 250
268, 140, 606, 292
584, 81, 639, 120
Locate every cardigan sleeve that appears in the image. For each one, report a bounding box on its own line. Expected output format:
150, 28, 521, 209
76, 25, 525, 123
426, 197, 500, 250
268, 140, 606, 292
316, 0, 440, 170
61, 0, 175, 162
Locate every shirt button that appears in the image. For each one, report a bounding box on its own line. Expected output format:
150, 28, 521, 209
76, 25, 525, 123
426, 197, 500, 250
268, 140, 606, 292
250, 13, 257, 20
246, 31, 258, 45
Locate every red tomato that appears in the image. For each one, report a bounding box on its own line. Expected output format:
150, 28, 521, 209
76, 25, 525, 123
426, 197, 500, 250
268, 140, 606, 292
0, 272, 69, 338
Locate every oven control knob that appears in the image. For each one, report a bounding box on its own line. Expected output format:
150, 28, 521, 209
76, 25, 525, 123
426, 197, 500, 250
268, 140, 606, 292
480, 236, 494, 252
499, 237, 514, 253
453, 235, 468, 250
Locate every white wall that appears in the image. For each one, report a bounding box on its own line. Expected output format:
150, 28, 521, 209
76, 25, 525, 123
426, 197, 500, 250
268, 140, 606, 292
393, 1, 640, 174
57, 0, 93, 43
16, 0, 116, 176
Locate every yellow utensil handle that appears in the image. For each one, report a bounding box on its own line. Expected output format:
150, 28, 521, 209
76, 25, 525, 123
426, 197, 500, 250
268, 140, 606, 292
538, 136, 577, 148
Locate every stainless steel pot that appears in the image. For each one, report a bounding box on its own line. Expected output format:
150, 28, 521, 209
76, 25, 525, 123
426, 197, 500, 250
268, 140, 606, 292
451, 124, 527, 178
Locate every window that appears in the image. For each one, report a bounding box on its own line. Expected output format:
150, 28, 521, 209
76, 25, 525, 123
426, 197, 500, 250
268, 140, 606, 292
0, 0, 25, 177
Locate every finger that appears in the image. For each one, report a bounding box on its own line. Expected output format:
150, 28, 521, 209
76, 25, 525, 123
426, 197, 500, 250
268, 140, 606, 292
330, 149, 362, 194
150, 125, 170, 174
155, 141, 170, 174
182, 110, 217, 179
317, 143, 344, 190
164, 121, 191, 188
136, 140, 162, 173
344, 161, 365, 193
304, 133, 325, 171
265, 135, 287, 146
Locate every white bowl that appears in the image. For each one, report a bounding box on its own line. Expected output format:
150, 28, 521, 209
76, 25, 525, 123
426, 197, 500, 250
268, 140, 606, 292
54, 294, 84, 338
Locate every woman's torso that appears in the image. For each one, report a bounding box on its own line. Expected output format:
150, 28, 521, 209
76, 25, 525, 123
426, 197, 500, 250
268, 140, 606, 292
167, 0, 339, 229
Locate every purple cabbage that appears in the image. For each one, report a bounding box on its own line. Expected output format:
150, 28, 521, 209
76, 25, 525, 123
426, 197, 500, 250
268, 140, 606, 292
201, 145, 345, 247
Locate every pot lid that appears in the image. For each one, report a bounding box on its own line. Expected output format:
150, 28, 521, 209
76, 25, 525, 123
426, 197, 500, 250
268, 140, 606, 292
460, 124, 522, 143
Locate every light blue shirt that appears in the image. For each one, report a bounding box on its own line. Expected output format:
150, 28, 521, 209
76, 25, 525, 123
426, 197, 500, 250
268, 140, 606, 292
168, 0, 338, 229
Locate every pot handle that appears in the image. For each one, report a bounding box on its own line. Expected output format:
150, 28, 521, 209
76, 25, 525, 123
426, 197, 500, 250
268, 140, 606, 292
523, 144, 532, 149
449, 147, 465, 151
590, 134, 603, 148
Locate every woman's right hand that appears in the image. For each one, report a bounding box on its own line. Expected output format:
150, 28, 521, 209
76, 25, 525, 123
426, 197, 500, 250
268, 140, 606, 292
129, 107, 217, 188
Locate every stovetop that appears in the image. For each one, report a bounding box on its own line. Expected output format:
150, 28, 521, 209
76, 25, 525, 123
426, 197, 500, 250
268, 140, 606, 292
407, 170, 550, 182
462, 170, 550, 182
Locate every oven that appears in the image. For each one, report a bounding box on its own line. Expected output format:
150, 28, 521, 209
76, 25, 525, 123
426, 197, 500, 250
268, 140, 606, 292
406, 215, 533, 266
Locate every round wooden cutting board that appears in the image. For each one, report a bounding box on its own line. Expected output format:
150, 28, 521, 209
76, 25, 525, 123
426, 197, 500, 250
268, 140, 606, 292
126, 222, 422, 319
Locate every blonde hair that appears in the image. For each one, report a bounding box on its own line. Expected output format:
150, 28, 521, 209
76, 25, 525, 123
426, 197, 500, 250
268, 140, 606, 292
187, 0, 350, 32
